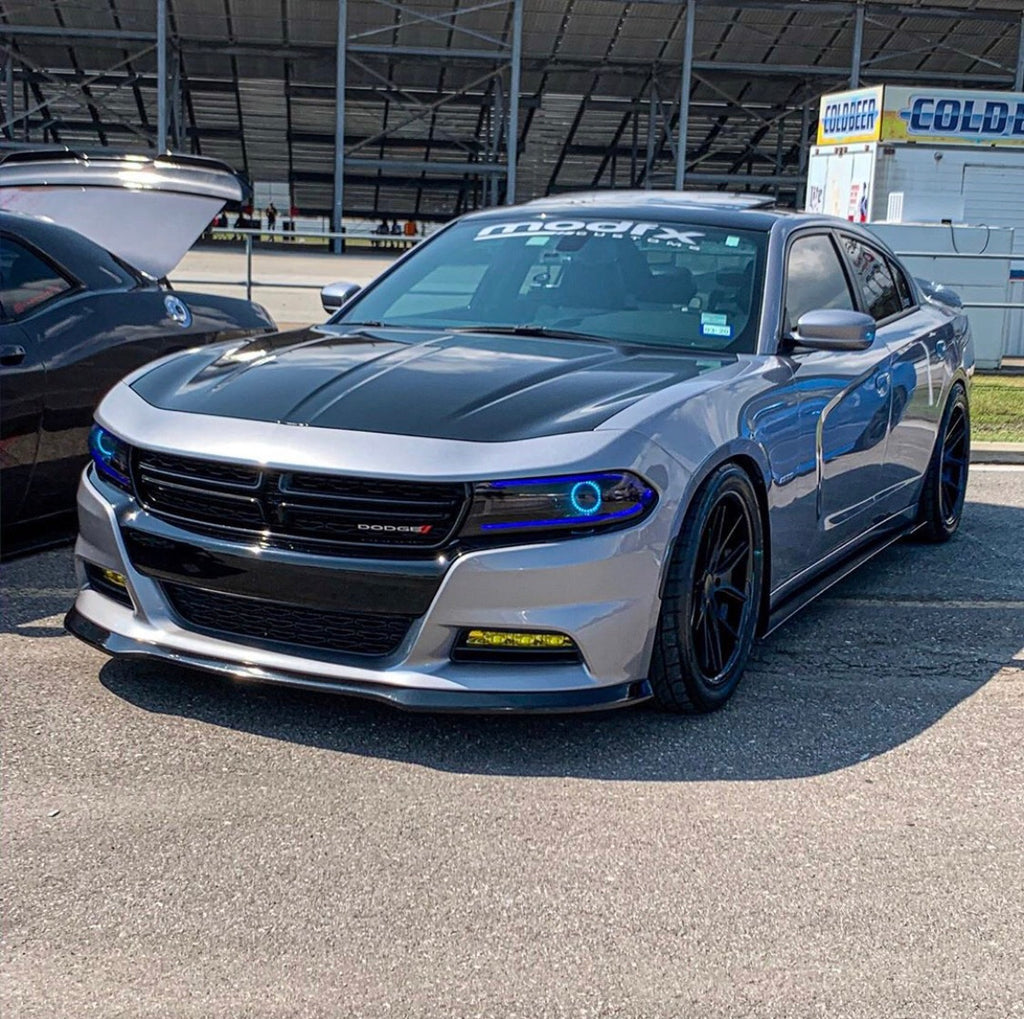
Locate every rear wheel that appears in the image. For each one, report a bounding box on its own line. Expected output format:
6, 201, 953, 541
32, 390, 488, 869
917, 384, 969, 543
650, 463, 764, 713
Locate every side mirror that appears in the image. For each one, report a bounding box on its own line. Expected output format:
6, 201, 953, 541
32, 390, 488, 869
792, 309, 876, 351
321, 280, 361, 314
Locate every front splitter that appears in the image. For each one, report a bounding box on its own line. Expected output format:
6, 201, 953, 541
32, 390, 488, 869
65, 607, 653, 714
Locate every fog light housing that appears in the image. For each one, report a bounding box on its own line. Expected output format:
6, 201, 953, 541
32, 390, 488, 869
451, 628, 582, 664
102, 568, 127, 588
84, 562, 133, 609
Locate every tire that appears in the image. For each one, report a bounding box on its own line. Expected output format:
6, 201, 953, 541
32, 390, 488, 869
650, 463, 765, 713
916, 384, 970, 543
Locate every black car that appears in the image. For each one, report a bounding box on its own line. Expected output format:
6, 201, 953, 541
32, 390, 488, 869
0, 210, 275, 548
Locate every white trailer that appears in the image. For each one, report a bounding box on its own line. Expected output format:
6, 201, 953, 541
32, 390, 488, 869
806, 86, 1024, 365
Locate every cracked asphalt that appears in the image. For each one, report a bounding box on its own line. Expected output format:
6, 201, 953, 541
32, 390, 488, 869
2, 467, 1023, 1018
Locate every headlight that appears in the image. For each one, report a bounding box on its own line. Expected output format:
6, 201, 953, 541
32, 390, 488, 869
460, 471, 656, 538
88, 424, 132, 491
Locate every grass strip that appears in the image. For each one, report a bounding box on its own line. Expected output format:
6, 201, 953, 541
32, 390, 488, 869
972, 374, 1024, 443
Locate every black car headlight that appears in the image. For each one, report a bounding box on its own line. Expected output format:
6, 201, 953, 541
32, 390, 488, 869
88, 424, 132, 491
460, 471, 656, 538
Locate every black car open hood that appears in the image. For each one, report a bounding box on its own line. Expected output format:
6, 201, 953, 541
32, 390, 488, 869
129, 326, 733, 441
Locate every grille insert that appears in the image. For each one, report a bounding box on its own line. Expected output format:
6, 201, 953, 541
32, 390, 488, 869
132, 449, 469, 554
164, 583, 414, 657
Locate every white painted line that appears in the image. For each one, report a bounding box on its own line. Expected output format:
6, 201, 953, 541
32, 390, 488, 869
971, 464, 1024, 472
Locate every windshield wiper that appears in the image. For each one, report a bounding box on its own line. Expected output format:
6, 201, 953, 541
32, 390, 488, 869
450, 324, 606, 342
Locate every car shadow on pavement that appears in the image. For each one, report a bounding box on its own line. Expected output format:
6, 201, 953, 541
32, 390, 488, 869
0, 540, 78, 639
98, 498, 1024, 783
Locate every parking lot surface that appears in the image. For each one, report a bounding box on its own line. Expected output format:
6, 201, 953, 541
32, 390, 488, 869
3, 468, 1023, 1018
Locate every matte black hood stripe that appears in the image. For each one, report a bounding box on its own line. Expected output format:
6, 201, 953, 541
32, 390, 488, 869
130, 327, 733, 442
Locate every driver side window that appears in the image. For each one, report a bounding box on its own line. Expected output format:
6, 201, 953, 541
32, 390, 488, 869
784, 234, 855, 335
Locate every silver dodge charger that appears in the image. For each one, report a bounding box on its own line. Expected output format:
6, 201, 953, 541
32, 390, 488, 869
66, 192, 972, 713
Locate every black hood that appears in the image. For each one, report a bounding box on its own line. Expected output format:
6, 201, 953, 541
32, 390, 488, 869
129, 326, 732, 441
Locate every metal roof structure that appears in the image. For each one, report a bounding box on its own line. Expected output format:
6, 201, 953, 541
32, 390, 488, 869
2, 0, 1024, 224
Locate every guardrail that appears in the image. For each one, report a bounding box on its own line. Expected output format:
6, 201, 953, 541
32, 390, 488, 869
892, 248, 1024, 312
174, 226, 422, 301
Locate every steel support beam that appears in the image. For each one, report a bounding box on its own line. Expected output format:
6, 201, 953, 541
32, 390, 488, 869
0, 25, 157, 42
850, 1, 864, 88
3, 55, 13, 139
347, 158, 508, 174
505, 0, 522, 204
674, 0, 696, 190
157, 0, 168, 151
333, 0, 347, 253
1016, 14, 1024, 92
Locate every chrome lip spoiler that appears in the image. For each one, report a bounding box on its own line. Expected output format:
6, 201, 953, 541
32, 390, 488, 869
0, 149, 245, 278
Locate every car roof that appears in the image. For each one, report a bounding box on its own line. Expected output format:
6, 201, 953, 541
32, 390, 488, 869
460, 191, 805, 231
525, 190, 778, 211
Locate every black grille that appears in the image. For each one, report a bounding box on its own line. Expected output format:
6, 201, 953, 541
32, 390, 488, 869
132, 449, 469, 555
163, 582, 414, 657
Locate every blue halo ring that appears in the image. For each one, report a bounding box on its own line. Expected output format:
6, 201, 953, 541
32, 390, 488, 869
569, 480, 603, 516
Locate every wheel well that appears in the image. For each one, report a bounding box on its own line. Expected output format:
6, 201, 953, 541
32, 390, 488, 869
727, 454, 772, 638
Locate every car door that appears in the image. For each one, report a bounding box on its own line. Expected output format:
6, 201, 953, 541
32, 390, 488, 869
0, 316, 43, 529
29, 286, 203, 518
0, 235, 75, 530
836, 233, 949, 513
777, 230, 894, 564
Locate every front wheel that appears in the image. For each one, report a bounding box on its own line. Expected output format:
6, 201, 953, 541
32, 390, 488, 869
917, 384, 970, 543
650, 463, 765, 713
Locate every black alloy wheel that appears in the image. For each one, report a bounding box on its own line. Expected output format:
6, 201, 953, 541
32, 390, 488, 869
650, 463, 764, 713
917, 384, 970, 543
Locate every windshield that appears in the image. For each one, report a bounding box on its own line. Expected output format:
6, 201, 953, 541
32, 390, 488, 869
337, 215, 767, 353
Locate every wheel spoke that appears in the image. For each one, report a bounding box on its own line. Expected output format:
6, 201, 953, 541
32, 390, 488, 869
706, 503, 728, 571
715, 611, 740, 642
717, 583, 747, 605
715, 513, 744, 566
708, 616, 725, 673
701, 614, 717, 673
716, 539, 749, 576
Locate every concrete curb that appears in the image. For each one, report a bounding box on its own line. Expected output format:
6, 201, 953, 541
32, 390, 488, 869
971, 442, 1024, 465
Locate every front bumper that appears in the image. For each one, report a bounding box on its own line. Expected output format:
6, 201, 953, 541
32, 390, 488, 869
68, 468, 671, 712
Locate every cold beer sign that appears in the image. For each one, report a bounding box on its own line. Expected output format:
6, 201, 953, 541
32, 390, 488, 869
817, 86, 1024, 148
892, 89, 1024, 145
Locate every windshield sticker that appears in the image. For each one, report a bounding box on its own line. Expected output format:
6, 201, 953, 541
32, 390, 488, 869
474, 220, 705, 247
701, 312, 729, 326
526, 236, 550, 246
725, 235, 741, 247
702, 323, 733, 339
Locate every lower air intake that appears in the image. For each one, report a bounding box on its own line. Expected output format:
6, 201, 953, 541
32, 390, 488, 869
163, 583, 415, 657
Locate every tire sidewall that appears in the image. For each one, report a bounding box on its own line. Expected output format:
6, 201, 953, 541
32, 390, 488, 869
659, 463, 765, 711
924, 383, 970, 540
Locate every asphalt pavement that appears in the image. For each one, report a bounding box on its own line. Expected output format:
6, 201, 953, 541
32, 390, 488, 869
3, 467, 1023, 1018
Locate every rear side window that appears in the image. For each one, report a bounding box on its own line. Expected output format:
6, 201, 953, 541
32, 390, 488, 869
889, 257, 915, 310
840, 235, 903, 321
783, 233, 855, 334
0, 237, 72, 319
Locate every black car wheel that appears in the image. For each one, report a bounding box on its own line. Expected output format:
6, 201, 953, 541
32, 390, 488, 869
917, 383, 970, 543
650, 463, 764, 713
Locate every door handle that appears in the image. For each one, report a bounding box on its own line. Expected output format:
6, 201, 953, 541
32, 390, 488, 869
874, 371, 890, 397
0, 344, 26, 366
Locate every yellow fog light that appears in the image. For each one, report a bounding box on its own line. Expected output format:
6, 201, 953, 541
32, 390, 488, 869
453, 628, 581, 663
101, 568, 127, 588
465, 629, 575, 649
